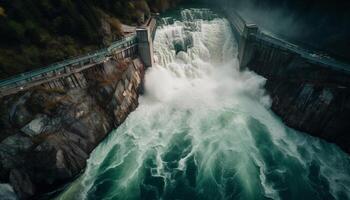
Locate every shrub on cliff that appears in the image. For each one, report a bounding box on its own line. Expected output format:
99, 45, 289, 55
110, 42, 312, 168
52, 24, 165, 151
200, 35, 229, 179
0, 6, 5, 17
146, 0, 184, 12
109, 18, 123, 36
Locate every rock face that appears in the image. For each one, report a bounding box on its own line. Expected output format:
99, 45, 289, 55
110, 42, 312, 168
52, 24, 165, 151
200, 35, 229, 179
245, 45, 350, 154
0, 57, 145, 199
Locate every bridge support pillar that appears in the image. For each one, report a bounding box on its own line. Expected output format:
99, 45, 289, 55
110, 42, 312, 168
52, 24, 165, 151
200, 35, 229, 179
136, 26, 154, 68
239, 24, 258, 69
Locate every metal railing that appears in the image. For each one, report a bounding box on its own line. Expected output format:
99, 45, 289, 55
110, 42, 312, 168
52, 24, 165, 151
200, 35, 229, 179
225, 8, 350, 73
254, 32, 350, 73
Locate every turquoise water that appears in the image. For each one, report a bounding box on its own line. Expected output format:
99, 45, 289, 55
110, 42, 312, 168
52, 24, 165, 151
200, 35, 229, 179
57, 8, 350, 200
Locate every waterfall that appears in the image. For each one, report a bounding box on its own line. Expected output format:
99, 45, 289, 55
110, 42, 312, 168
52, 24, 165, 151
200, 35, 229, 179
57, 8, 350, 200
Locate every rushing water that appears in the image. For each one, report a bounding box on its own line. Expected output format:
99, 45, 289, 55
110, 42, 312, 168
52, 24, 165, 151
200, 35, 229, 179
58, 8, 350, 200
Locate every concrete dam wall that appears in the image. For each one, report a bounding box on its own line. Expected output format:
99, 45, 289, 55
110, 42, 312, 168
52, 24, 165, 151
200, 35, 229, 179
225, 9, 350, 154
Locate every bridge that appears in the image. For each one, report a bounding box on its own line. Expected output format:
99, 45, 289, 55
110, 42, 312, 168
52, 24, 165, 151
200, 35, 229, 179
0, 17, 157, 98
224, 8, 350, 74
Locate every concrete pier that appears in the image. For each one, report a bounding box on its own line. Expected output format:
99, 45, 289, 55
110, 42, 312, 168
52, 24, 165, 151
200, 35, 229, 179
136, 17, 157, 68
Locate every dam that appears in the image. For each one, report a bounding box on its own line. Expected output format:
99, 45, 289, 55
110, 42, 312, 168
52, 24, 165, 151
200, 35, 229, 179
224, 8, 350, 154
56, 8, 350, 200
2, 7, 349, 148
0, 7, 349, 200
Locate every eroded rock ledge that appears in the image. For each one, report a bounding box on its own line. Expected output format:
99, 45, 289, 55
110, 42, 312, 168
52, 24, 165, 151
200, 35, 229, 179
246, 50, 350, 154
0, 57, 145, 199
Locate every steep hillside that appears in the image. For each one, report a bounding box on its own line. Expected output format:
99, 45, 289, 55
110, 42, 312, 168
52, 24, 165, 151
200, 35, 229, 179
0, 0, 182, 78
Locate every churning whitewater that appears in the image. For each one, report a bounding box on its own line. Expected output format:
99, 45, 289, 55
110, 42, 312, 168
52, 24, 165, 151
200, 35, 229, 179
58, 8, 350, 200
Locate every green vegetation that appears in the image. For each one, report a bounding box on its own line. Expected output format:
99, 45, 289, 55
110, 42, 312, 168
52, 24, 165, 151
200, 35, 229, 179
0, 7, 6, 17
0, 0, 182, 79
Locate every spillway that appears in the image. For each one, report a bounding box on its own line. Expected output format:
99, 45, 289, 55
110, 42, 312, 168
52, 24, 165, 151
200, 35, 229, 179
57, 8, 350, 200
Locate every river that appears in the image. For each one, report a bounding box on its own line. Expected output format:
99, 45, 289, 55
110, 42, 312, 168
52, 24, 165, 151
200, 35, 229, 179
57, 8, 350, 200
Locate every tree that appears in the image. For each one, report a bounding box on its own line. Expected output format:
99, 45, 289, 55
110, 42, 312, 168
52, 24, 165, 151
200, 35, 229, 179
0, 6, 6, 17
135, 0, 151, 18
78, 15, 95, 42
7, 20, 26, 42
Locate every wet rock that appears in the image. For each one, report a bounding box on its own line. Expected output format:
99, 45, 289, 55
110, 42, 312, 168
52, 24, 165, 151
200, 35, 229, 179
0, 58, 145, 199
1, 134, 33, 153
12, 107, 32, 129
245, 44, 350, 154
29, 135, 86, 185
266, 80, 350, 153
20, 115, 48, 137
9, 169, 35, 200
0, 134, 33, 180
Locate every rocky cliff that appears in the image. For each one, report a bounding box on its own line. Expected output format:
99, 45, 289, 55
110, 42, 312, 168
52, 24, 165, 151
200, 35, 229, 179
246, 45, 350, 154
0, 57, 145, 199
